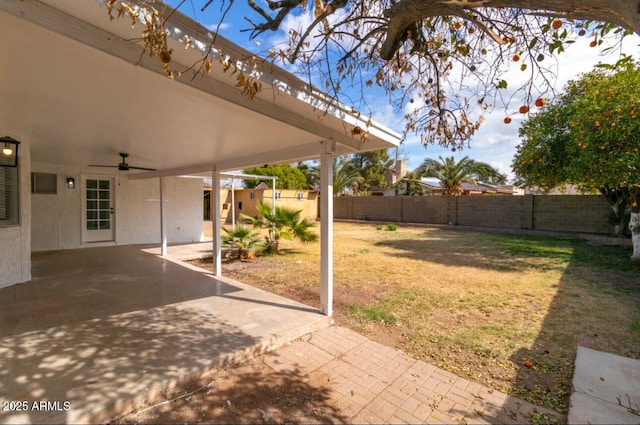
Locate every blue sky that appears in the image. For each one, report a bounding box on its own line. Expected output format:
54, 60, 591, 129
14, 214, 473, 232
165, 0, 640, 180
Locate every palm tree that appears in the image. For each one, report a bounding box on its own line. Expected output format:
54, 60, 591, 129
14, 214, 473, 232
333, 158, 364, 195
240, 201, 318, 252
221, 225, 263, 259
415, 156, 507, 195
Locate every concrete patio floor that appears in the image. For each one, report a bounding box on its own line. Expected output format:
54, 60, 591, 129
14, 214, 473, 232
0, 244, 330, 424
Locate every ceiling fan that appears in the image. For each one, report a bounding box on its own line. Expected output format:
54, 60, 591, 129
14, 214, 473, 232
89, 152, 156, 171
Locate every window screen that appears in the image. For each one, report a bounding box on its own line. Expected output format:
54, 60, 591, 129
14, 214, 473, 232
0, 167, 19, 226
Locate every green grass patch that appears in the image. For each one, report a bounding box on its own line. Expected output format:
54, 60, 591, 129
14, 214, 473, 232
348, 303, 396, 326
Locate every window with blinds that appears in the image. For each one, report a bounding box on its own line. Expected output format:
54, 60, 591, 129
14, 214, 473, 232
0, 166, 19, 226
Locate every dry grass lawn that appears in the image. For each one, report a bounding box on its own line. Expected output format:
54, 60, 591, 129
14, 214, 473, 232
194, 221, 640, 415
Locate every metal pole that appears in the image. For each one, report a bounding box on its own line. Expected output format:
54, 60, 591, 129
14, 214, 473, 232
160, 177, 167, 256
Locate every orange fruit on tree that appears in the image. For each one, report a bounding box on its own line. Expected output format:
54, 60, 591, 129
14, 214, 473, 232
519, 105, 529, 114
454, 21, 462, 29
504, 117, 512, 124
512, 53, 521, 62
590, 40, 597, 47
552, 20, 562, 30
535, 98, 545, 107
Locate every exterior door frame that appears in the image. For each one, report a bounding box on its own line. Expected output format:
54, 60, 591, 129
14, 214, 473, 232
81, 174, 116, 243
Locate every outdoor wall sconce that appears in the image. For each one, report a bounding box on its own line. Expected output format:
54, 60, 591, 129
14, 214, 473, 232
0, 136, 19, 167
66, 177, 76, 189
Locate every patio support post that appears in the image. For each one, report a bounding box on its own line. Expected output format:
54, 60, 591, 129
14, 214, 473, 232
272, 176, 276, 241
320, 142, 335, 316
160, 177, 167, 256
213, 167, 222, 276
231, 177, 235, 228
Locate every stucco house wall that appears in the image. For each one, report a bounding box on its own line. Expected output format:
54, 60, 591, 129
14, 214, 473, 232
0, 134, 31, 289
31, 161, 203, 253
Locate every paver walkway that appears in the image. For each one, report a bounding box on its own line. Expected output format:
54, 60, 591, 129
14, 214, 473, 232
121, 324, 565, 424
263, 326, 565, 424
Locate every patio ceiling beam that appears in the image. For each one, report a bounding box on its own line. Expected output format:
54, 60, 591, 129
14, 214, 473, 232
128, 141, 332, 180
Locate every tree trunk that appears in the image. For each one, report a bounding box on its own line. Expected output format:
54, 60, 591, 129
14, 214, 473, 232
599, 186, 630, 236
629, 212, 640, 260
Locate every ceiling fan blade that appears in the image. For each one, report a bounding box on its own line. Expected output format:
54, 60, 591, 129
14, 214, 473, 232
129, 166, 157, 171
88, 164, 118, 168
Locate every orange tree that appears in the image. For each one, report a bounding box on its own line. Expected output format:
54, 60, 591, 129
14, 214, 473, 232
107, 0, 640, 150
513, 61, 640, 258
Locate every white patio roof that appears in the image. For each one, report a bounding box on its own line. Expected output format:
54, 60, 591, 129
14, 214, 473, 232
0, 0, 400, 177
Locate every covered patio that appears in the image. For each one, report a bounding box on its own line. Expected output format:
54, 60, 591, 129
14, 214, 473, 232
0, 244, 331, 423
0, 0, 399, 302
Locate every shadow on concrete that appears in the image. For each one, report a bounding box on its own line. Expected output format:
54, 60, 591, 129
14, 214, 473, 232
0, 303, 258, 424
220, 294, 319, 314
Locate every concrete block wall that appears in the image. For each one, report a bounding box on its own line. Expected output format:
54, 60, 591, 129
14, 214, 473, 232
456, 196, 532, 229
351, 196, 401, 222
334, 195, 614, 235
533, 195, 612, 234
400, 196, 450, 224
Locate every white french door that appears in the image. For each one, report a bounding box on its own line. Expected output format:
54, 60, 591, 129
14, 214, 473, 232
82, 176, 115, 243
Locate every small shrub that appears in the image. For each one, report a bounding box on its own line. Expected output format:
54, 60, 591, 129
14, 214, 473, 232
375, 224, 383, 230
386, 223, 398, 231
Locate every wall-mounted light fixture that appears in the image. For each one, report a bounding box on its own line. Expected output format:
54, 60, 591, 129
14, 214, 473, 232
0, 136, 19, 167
66, 177, 76, 189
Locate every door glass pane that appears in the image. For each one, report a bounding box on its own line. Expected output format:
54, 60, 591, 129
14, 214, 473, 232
99, 211, 110, 220
86, 200, 97, 210
99, 201, 110, 209
87, 190, 97, 199
99, 180, 110, 190
99, 190, 109, 199
87, 211, 97, 220
86, 180, 97, 189
99, 221, 110, 230
87, 221, 98, 230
